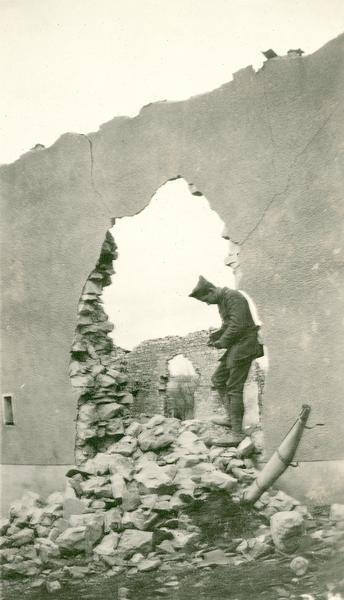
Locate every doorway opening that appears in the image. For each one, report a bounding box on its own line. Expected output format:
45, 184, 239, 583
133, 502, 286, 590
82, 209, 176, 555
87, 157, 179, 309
166, 355, 200, 420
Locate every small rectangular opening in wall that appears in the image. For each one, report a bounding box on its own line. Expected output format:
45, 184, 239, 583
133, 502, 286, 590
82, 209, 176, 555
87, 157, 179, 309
2, 395, 15, 425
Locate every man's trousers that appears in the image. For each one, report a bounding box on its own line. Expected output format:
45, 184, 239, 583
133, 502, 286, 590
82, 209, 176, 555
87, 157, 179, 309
211, 357, 253, 432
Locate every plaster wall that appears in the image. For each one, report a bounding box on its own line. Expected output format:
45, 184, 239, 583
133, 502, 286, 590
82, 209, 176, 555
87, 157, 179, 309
0, 465, 72, 517
1, 36, 343, 491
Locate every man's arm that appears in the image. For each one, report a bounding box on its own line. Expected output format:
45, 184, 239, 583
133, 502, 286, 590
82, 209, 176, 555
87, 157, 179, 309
213, 296, 243, 348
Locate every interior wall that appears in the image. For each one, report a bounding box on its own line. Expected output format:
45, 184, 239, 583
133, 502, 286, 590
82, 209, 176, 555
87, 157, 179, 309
1, 36, 343, 481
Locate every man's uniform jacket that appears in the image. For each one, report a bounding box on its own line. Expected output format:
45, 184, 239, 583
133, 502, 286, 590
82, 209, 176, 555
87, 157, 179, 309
209, 288, 264, 367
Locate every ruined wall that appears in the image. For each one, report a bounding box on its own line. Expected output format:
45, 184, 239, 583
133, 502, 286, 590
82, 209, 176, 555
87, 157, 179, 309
1, 36, 343, 486
126, 330, 222, 418
69, 230, 134, 465
125, 330, 263, 422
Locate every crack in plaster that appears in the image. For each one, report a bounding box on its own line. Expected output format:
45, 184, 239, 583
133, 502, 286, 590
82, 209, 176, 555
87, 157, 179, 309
261, 78, 278, 180
240, 102, 340, 246
81, 134, 111, 214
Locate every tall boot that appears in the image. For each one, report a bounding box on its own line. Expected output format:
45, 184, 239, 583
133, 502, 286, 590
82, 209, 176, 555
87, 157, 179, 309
211, 389, 231, 427
223, 392, 245, 445
229, 392, 244, 433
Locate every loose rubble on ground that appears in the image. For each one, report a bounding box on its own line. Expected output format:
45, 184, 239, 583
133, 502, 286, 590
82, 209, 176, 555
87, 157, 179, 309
1, 415, 344, 595
1, 231, 344, 596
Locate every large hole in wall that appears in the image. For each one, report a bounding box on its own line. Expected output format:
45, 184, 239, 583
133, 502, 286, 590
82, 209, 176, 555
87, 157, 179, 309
70, 178, 267, 464
103, 178, 233, 349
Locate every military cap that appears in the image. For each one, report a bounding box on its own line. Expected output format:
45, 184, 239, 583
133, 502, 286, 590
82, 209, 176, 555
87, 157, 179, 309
188, 275, 216, 299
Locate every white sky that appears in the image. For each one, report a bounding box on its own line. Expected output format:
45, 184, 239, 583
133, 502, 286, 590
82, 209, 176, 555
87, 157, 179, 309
103, 179, 234, 349
1, 1, 342, 350
1, 0, 343, 164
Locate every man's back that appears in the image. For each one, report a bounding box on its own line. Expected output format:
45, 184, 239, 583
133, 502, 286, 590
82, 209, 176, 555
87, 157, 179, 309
217, 287, 256, 333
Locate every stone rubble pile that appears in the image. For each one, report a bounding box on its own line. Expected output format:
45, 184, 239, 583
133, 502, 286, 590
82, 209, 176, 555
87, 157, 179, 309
1, 414, 344, 589
69, 230, 131, 465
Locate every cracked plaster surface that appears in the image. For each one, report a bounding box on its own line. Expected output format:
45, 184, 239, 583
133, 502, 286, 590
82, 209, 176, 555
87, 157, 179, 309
1, 34, 344, 470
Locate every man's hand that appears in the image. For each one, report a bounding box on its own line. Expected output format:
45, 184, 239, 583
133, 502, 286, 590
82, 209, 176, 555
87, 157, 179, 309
207, 340, 223, 349
212, 340, 224, 349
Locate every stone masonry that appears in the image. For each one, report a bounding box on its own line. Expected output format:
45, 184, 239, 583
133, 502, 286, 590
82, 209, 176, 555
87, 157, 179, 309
125, 331, 264, 424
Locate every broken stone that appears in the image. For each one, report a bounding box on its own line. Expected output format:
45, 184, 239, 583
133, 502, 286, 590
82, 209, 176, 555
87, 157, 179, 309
2, 559, 40, 578
153, 498, 174, 514
130, 552, 145, 565
110, 473, 127, 501
118, 587, 130, 599
236, 437, 255, 458
106, 418, 125, 438
83, 280, 103, 295
6, 524, 21, 536
200, 470, 237, 492
116, 529, 153, 558
125, 421, 142, 436
122, 481, 141, 512
34, 525, 50, 538
270, 511, 304, 553
35, 539, 60, 562
156, 539, 176, 554
97, 402, 123, 420
104, 508, 122, 533
138, 429, 175, 451
64, 565, 90, 578
69, 512, 104, 530
91, 500, 107, 510
78, 402, 98, 424
290, 556, 309, 576
63, 498, 87, 521
237, 536, 272, 559
46, 580, 62, 593
55, 521, 103, 553
122, 509, 152, 531
94, 532, 119, 556
146, 415, 166, 428
176, 431, 208, 454
137, 557, 161, 571
118, 393, 134, 405
171, 529, 199, 551
135, 461, 175, 495
80, 476, 108, 497
9, 492, 42, 521
108, 436, 138, 456
71, 374, 94, 388
230, 466, 256, 483
177, 454, 207, 468
10, 527, 35, 547
84, 453, 132, 479
268, 490, 300, 513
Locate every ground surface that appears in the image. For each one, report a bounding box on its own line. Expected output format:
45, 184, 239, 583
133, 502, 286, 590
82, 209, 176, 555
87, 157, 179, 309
2, 503, 343, 600
2, 551, 343, 600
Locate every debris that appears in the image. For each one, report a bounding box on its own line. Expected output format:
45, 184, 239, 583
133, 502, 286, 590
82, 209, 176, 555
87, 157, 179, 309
46, 580, 62, 593
93, 532, 119, 556
262, 49, 278, 59
116, 529, 153, 558
290, 556, 309, 576
270, 511, 304, 553
137, 557, 161, 571
236, 437, 255, 458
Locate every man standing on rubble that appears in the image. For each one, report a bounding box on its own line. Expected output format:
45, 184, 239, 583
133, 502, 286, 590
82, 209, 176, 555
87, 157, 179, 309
189, 276, 264, 445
